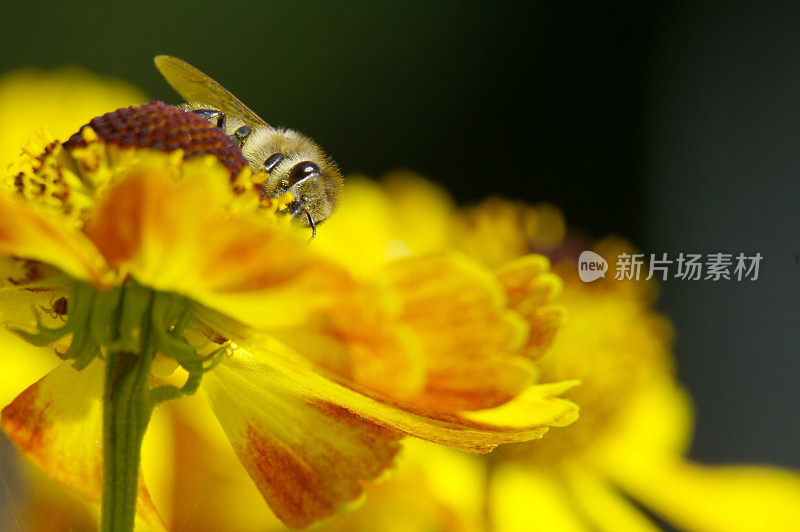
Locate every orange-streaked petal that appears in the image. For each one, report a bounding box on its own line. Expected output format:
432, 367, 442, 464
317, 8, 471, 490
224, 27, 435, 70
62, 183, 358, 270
202, 359, 404, 528
322, 439, 487, 532
215, 339, 577, 454
84, 156, 301, 293
261, 266, 428, 401
1, 360, 166, 531
496, 255, 560, 310
496, 255, 566, 360
0, 193, 106, 283
267, 317, 427, 401
162, 392, 285, 531
381, 254, 534, 411
82, 156, 337, 330
613, 460, 800, 532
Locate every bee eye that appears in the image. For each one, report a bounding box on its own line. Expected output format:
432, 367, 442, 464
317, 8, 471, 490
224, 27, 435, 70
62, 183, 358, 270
263, 153, 284, 173
289, 161, 320, 180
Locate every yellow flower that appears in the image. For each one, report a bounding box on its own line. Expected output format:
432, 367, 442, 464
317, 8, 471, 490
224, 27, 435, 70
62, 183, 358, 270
488, 264, 800, 531
0, 73, 578, 530
315, 176, 800, 531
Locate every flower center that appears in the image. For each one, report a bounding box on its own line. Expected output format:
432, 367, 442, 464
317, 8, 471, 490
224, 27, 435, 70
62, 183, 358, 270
4, 101, 281, 229
63, 101, 250, 177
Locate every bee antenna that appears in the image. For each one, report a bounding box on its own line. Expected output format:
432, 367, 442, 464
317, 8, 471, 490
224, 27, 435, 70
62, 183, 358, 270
306, 210, 317, 241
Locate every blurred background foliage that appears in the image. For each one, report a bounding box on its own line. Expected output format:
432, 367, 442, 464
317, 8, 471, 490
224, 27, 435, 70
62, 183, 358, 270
0, 0, 796, 470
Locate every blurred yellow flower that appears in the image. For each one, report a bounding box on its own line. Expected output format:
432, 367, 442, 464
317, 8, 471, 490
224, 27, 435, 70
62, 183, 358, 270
0, 71, 577, 531
316, 176, 800, 532
0, 68, 146, 169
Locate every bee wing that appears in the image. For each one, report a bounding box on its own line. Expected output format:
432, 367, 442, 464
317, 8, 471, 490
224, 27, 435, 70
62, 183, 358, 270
154, 55, 271, 130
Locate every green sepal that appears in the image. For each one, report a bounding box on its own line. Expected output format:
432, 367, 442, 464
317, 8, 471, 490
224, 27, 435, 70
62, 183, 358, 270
9, 319, 70, 345
88, 286, 121, 347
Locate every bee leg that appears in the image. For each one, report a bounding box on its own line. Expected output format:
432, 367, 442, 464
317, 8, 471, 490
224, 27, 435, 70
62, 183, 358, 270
231, 125, 252, 148
305, 210, 317, 241
190, 109, 227, 130
287, 201, 317, 241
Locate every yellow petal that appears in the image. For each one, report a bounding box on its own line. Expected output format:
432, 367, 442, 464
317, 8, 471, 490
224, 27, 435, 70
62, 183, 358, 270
0, 258, 71, 334
322, 439, 486, 532
454, 198, 543, 268
496, 255, 561, 311
215, 339, 577, 454
140, 403, 176, 529
1, 360, 166, 531
9, 458, 98, 532
521, 305, 566, 360
82, 156, 328, 330
596, 375, 693, 472
0, 68, 145, 169
380, 171, 456, 255
163, 396, 489, 532
0, 192, 106, 283
520, 274, 680, 469
613, 460, 800, 532
262, 271, 428, 401
334, 321, 427, 401
462, 381, 579, 428
381, 254, 534, 411
0, 327, 60, 407
202, 359, 404, 528
313, 176, 404, 273
489, 465, 588, 532
564, 468, 660, 532
15, 459, 168, 532
161, 393, 284, 531
495, 255, 566, 360
314, 174, 456, 274
396, 439, 486, 530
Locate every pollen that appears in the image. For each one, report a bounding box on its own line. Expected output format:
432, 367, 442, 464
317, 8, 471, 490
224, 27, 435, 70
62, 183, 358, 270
63, 101, 249, 177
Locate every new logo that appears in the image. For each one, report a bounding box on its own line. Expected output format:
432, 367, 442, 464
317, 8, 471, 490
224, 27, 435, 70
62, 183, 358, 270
578, 251, 608, 282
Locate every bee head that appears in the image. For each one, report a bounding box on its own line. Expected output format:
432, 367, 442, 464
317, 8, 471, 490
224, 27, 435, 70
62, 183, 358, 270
254, 129, 343, 230
281, 160, 340, 226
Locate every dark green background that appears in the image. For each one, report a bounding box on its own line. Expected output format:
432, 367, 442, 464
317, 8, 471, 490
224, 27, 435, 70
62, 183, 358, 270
0, 1, 655, 242
0, 1, 797, 474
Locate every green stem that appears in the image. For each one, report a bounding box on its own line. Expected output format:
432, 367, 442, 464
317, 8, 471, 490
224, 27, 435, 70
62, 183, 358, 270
100, 287, 157, 532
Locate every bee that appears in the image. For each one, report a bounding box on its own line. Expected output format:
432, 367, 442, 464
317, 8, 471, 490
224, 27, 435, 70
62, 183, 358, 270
154, 55, 343, 237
